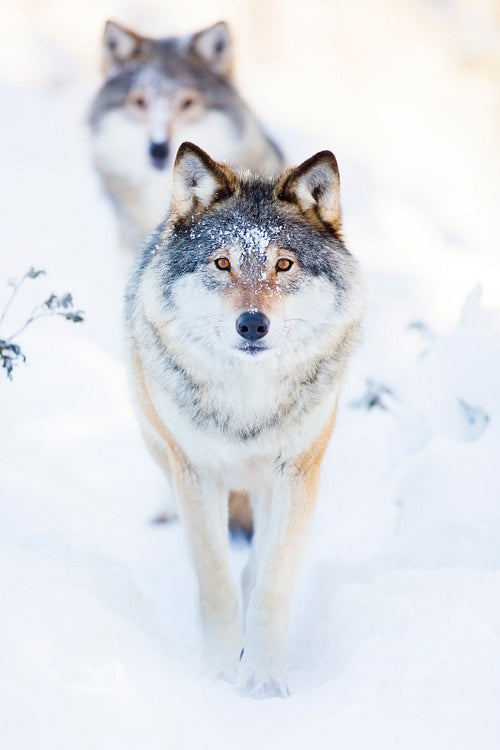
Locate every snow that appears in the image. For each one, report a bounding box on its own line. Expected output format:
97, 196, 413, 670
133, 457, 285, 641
1, 1, 499, 748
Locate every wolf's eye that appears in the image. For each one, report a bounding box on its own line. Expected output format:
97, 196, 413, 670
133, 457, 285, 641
129, 91, 147, 110
276, 258, 293, 272
215, 257, 231, 271
178, 91, 201, 112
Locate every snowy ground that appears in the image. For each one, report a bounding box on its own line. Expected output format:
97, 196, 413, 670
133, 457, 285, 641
1, 2, 499, 749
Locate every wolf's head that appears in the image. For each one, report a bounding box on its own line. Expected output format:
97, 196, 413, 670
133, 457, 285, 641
130, 143, 362, 370
90, 21, 283, 242
90, 21, 253, 173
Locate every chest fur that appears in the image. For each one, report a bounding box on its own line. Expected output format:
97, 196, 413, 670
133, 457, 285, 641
135, 323, 344, 465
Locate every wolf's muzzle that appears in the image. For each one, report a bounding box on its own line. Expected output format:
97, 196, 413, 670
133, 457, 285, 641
149, 141, 169, 169
236, 311, 269, 341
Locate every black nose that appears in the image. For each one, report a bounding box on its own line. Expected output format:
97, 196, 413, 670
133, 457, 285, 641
236, 311, 270, 341
149, 141, 169, 169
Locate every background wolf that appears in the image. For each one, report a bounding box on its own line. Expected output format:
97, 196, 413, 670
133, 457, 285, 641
89, 20, 283, 249
126, 141, 363, 697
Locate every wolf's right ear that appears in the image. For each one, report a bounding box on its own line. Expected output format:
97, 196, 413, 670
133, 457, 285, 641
102, 21, 145, 73
190, 22, 233, 80
173, 142, 234, 218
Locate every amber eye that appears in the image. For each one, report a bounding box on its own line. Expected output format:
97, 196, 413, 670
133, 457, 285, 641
129, 91, 147, 109
215, 257, 231, 271
276, 258, 293, 272
178, 91, 201, 112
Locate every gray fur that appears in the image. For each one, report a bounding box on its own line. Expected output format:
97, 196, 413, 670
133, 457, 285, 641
131, 177, 352, 308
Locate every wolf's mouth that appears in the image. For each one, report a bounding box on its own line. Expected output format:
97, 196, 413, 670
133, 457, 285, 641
236, 343, 268, 356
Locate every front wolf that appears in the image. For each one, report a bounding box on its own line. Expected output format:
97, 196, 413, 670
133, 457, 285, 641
89, 20, 283, 248
126, 142, 363, 697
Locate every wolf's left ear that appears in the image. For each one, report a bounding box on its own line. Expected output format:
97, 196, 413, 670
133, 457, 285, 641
102, 20, 145, 73
190, 22, 233, 80
278, 151, 341, 233
173, 142, 234, 217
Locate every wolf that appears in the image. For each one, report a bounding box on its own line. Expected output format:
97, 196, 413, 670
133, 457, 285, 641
89, 20, 283, 248
125, 142, 363, 697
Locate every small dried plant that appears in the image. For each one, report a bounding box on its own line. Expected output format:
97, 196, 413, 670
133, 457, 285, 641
0, 267, 84, 380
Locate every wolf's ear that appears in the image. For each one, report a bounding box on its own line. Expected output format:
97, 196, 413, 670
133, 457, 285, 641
173, 142, 234, 217
190, 22, 233, 80
102, 21, 145, 72
278, 151, 341, 233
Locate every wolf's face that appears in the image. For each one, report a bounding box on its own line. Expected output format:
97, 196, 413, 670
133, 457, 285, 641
90, 21, 247, 178
136, 144, 362, 371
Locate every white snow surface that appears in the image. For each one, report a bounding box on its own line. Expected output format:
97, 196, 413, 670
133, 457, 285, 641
1, 2, 500, 749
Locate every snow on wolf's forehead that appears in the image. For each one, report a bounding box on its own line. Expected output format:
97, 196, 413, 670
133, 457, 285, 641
187, 215, 284, 263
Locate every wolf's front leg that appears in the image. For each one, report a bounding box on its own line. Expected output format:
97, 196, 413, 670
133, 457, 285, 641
174, 467, 242, 681
237, 460, 322, 698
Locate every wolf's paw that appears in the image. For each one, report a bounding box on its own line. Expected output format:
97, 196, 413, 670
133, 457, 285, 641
151, 511, 178, 525
151, 502, 178, 525
238, 676, 290, 699
236, 660, 290, 699
151, 492, 178, 524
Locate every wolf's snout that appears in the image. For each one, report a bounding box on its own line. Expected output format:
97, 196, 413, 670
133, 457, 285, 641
149, 141, 169, 169
236, 311, 269, 341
